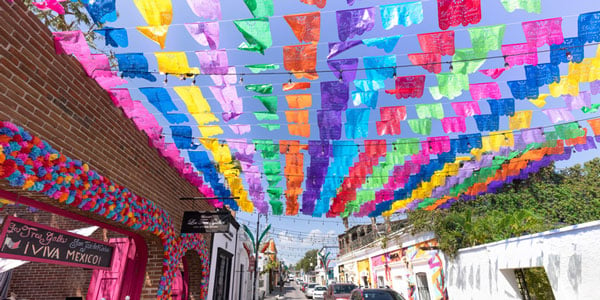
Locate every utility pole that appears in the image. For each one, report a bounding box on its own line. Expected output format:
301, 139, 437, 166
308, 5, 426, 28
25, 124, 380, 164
252, 214, 261, 300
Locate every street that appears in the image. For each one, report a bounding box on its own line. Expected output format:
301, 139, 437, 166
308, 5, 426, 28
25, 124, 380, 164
264, 281, 308, 300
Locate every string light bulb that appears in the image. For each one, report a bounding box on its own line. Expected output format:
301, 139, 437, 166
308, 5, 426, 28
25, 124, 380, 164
192, 76, 197, 86
392, 68, 397, 79
339, 72, 344, 83
503, 56, 510, 69
163, 73, 168, 85
449, 63, 454, 72
239, 74, 244, 84
566, 51, 573, 61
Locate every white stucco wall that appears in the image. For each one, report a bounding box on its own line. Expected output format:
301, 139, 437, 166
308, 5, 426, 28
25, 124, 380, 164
446, 220, 600, 300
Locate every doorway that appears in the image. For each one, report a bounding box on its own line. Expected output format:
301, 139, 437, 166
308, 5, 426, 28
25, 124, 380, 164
213, 248, 233, 300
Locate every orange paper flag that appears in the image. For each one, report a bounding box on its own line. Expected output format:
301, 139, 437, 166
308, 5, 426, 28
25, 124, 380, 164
283, 82, 311, 91
284, 12, 321, 43
285, 110, 309, 124
285, 94, 312, 109
288, 124, 311, 137
284, 44, 318, 80
588, 118, 600, 136
137, 25, 169, 49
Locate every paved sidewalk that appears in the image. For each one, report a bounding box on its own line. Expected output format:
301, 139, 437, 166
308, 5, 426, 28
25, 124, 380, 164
264, 282, 307, 300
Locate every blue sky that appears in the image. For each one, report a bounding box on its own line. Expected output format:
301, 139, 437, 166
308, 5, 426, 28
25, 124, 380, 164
96, 0, 600, 263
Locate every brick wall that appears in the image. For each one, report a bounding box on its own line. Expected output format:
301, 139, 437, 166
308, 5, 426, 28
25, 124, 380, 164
0, 1, 213, 299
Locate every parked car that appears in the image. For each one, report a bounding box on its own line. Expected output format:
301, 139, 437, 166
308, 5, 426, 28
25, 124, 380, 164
305, 283, 318, 298
349, 288, 406, 300
312, 285, 327, 299
324, 283, 358, 300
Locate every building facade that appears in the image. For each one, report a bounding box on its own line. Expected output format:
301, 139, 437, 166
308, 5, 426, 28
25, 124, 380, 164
336, 220, 448, 300
0, 1, 217, 299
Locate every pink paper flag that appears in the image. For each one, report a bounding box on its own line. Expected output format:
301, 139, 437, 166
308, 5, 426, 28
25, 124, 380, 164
479, 68, 507, 79
32, 0, 66, 14
229, 124, 251, 135
422, 136, 451, 155
451, 101, 481, 117
417, 31, 455, 55
52, 31, 91, 58
210, 66, 237, 86
522, 17, 564, 48
437, 0, 481, 30
185, 22, 220, 49
501, 43, 538, 67
542, 107, 575, 124
441, 117, 467, 133
108, 88, 133, 108
408, 53, 442, 74
469, 82, 501, 101
186, 0, 221, 20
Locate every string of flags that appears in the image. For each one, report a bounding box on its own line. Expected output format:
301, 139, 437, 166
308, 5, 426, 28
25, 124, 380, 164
24, 0, 600, 220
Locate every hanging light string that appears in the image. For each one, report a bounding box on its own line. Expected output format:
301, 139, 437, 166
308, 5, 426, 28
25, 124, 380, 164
158, 115, 599, 148
102, 42, 600, 78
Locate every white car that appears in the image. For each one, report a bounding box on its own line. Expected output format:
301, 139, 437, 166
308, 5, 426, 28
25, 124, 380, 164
312, 285, 327, 299
305, 283, 317, 298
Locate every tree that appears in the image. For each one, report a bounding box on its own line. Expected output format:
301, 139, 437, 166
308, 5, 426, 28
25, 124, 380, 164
409, 158, 600, 257
295, 249, 318, 273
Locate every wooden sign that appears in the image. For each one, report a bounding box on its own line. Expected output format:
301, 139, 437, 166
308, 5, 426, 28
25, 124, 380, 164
181, 211, 232, 233
0, 216, 114, 270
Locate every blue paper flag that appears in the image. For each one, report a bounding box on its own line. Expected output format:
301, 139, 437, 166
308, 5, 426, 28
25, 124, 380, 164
550, 37, 584, 64
352, 91, 379, 108
95, 27, 129, 48
474, 114, 500, 131
363, 55, 397, 81
315, 141, 358, 217
140, 88, 190, 124
345, 108, 370, 139
170, 126, 198, 149
115, 53, 156, 81
380, 2, 424, 30
85, 0, 117, 24
578, 11, 600, 43
507, 80, 539, 100
458, 133, 482, 153
525, 63, 560, 87
487, 98, 515, 116
362, 35, 402, 53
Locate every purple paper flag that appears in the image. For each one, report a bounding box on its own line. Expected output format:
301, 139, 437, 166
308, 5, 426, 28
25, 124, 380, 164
327, 58, 359, 83
328, 40, 363, 59
542, 107, 575, 123
336, 7, 376, 41
196, 50, 229, 75
321, 81, 349, 110
564, 91, 591, 111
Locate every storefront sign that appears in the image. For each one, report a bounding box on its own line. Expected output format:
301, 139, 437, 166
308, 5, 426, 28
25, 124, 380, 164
0, 216, 114, 270
181, 211, 231, 233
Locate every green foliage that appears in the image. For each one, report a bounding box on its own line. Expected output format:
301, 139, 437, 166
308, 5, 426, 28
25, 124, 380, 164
522, 267, 556, 300
409, 158, 600, 258
295, 249, 318, 273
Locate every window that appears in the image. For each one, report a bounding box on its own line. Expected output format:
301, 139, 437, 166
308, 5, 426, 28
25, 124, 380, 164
415, 272, 431, 300
350, 290, 363, 300
514, 267, 556, 300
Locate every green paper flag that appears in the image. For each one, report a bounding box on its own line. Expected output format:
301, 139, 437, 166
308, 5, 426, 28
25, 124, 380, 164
393, 138, 420, 155
254, 95, 278, 113
501, 0, 541, 13
243, 0, 274, 18
429, 73, 469, 100
415, 103, 444, 119
269, 200, 283, 215
264, 161, 281, 175
234, 18, 273, 54
452, 48, 486, 75
246, 63, 280, 73
254, 111, 279, 121
469, 24, 506, 56
259, 124, 281, 131
246, 84, 273, 94
582, 104, 600, 113
554, 122, 585, 140
408, 119, 432, 135
266, 174, 282, 187
254, 139, 278, 159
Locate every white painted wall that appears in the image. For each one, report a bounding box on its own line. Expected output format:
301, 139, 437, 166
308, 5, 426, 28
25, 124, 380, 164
206, 223, 243, 300
446, 220, 600, 300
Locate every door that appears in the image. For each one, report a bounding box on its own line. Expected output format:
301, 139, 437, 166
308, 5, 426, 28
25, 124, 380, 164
212, 248, 233, 300
87, 238, 132, 300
